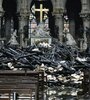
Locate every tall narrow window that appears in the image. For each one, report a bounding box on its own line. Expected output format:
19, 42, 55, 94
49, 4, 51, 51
29, 1, 49, 33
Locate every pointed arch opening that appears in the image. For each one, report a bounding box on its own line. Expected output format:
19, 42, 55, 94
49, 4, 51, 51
29, 0, 55, 37
65, 0, 83, 39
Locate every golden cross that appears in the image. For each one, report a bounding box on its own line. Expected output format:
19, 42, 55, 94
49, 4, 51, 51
35, 4, 49, 23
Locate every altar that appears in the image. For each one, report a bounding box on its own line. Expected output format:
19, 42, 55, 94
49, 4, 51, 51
30, 23, 52, 45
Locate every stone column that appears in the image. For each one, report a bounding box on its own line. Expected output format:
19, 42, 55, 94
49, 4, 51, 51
19, 0, 30, 47
0, 0, 4, 38
82, 0, 89, 11
81, 0, 90, 29
80, 0, 90, 50
55, 14, 63, 42
53, 0, 65, 42
19, 16, 28, 47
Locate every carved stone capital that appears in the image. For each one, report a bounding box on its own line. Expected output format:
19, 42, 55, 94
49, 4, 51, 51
80, 11, 90, 21
20, 8, 30, 20
53, 8, 64, 15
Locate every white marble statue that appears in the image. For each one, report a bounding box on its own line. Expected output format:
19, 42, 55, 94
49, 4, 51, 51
66, 32, 76, 46
32, 23, 50, 37
8, 30, 19, 45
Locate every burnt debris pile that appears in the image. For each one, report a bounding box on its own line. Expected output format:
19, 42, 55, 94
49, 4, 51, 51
0, 40, 90, 86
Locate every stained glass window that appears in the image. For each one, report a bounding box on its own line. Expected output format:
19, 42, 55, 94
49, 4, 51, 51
29, 3, 49, 38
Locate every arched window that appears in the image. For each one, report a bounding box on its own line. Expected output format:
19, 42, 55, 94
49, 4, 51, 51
29, 0, 54, 38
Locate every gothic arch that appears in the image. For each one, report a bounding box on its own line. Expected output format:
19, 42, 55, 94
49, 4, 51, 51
30, 0, 55, 37
65, 0, 83, 39
2, 0, 19, 31
30, 0, 53, 14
